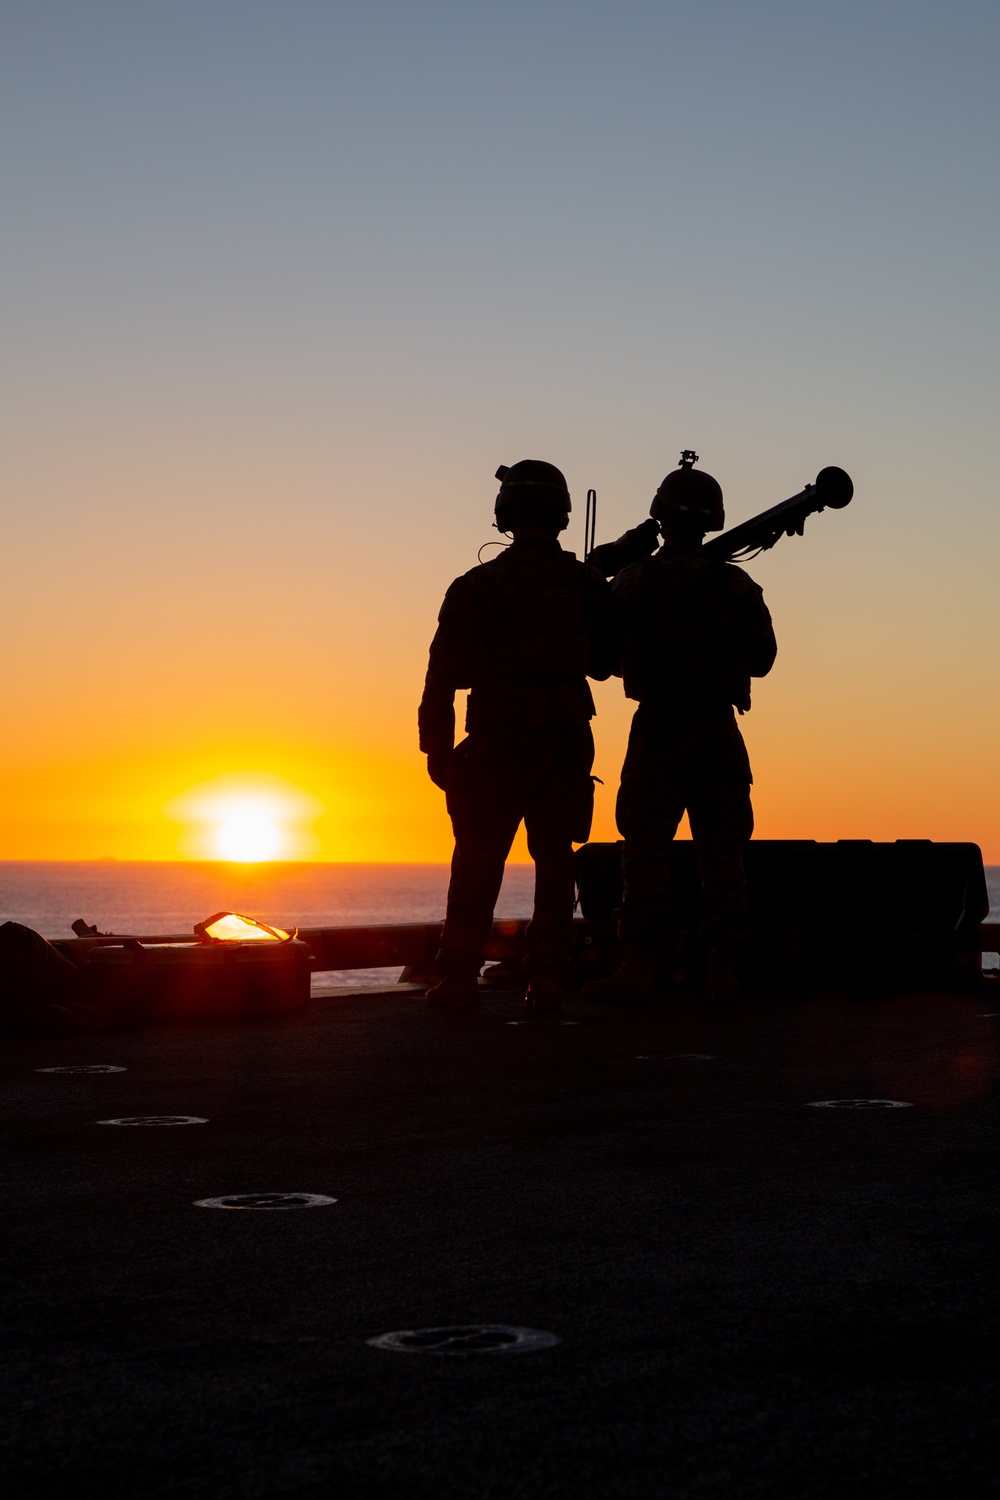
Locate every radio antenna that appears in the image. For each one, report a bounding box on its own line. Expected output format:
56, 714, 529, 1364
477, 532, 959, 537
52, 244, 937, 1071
584, 488, 597, 563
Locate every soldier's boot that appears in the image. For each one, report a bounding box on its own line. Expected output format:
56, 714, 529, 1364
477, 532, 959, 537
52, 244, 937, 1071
425, 972, 481, 1010
480, 959, 522, 990
524, 974, 573, 1011
704, 947, 740, 1003
582, 948, 656, 1007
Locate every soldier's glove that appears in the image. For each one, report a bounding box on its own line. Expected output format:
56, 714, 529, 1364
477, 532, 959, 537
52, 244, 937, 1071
426, 748, 453, 791
587, 517, 661, 578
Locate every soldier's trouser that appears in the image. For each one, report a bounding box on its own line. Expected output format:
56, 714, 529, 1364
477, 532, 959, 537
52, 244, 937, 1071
438, 727, 595, 979
616, 705, 754, 951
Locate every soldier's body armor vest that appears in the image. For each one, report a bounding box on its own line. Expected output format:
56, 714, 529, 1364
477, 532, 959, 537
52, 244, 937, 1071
620, 552, 754, 712
466, 547, 595, 736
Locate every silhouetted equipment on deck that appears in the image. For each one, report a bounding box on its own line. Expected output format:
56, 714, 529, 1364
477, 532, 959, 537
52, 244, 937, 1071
587, 464, 854, 577
0, 921, 82, 1034
71, 919, 111, 937
193, 912, 296, 944
80, 938, 312, 1022
574, 839, 987, 992
10, 833, 992, 1035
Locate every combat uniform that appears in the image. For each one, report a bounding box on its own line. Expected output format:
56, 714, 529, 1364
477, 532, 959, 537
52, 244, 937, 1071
612, 545, 776, 955
420, 538, 617, 981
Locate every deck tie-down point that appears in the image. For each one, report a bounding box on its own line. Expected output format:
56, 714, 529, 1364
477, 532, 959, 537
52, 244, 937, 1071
808, 1098, 913, 1110
99, 1114, 207, 1126
367, 1324, 560, 1355
638, 1053, 717, 1061
37, 1065, 126, 1074
194, 1192, 337, 1210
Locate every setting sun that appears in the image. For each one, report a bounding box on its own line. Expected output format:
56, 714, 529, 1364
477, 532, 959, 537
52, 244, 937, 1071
212, 799, 285, 862
165, 776, 323, 863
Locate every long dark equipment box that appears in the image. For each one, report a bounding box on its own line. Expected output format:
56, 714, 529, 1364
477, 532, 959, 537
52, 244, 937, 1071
574, 839, 991, 992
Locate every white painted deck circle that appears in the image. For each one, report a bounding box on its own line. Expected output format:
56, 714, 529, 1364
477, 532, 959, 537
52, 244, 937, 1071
98, 1115, 208, 1126
367, 1324, 560, 1355
637, 1054, 717, 1061
37, 1065, 126, 1074
193, 1192, 337, 1210
808, 1099, 913, 1110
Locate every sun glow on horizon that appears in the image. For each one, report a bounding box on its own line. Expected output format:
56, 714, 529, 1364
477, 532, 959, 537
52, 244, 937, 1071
165, 776, 323, 863
212, 798, 285, 862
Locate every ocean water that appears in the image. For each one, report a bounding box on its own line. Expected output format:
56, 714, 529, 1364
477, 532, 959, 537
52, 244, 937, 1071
1, 860, 996, 988
0, 861, 537, 990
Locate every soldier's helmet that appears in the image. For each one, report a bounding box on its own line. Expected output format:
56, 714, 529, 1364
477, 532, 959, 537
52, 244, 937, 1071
495, 460, 571, 532
650, 452, 724, 532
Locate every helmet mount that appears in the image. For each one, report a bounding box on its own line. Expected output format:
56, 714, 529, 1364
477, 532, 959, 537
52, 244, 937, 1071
650, 449, 725, 532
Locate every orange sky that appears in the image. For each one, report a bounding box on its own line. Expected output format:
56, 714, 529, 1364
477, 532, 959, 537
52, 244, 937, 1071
2, 446, 998, 864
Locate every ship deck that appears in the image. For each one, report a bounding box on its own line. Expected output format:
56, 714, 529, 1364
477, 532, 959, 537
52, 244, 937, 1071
3, 980, 999, 1498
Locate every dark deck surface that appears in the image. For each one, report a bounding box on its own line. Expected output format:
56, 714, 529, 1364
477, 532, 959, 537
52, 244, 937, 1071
3, 983, 999, 1498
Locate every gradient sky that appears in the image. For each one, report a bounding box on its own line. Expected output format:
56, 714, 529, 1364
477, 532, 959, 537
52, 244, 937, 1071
3, 1, 999, 861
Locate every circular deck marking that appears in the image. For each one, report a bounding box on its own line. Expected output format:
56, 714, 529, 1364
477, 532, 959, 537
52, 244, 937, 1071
637, 1054, 717, 1061
367, 1324, 559, 1355
807, 1098, 913, 1110
37, 1065, 126, 1074
98, 1115, 207, 1126
193, 1192, 336, 1210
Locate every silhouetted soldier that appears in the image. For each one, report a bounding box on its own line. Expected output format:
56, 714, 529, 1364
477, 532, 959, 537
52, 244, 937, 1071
419, 461, 617, 1010
584, 454, 777, 1004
